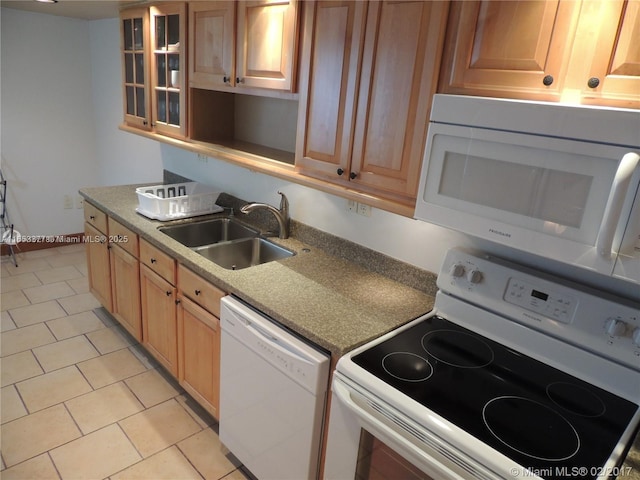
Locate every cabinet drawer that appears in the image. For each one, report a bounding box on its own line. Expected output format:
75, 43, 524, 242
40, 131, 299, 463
140, 238, 176, 284
84, 203, 108, 234
108, 218, 139, 258
178, 264, 225, 317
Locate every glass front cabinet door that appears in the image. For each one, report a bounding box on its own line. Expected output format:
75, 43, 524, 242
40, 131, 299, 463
121, 8, 151, 130
150, 3, 187, 138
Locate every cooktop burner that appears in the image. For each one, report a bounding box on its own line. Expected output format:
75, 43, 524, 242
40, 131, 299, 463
352, 316, 638, 479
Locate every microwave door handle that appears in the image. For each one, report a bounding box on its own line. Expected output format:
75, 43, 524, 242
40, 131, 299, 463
596, 152, 640, 257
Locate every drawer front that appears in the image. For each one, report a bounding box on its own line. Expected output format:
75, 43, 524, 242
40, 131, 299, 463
140, 238, 176, 284
178, 264, 225, 317
108, 217, 139, 258
84, 203, 108, 234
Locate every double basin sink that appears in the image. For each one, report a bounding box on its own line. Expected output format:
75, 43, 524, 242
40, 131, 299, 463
158, 217, 294, 270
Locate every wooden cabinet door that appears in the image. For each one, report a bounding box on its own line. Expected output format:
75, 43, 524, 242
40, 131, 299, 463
189, 1, 236, 89
110, 245, 142, 341
350, 0, 449, 202
140, 264, 178, 375
578, 0, 640, 108
121, 8, 151, 130
236, 0, 300, 91
295, 1, 367, 181
85, 223, 113, 311
150, 3, 187, 138
439, 0, 581, 102
177, 296, 221, 418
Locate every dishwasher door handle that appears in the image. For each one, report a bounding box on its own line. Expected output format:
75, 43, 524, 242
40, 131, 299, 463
245, 319, 316, 365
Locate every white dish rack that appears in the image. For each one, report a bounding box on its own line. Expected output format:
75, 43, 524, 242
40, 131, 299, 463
136, 182, 223, 221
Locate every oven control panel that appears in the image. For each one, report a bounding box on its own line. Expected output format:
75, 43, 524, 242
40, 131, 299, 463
504, 278, 577, 324
438, 248, 640, 371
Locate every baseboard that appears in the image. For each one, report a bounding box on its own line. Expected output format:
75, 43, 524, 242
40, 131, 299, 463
1, 232, 84, 256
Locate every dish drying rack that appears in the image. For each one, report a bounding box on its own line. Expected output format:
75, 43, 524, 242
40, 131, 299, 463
136, 182, 223, 221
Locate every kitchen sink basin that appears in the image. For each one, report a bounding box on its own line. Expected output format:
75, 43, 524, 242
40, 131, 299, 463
194, 237, 294, 270
158, 218, 258, 247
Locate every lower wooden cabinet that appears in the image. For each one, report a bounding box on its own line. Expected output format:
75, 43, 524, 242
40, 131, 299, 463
177, 295, 221, 418
110, 244, 142, 341
85, 222, 113, 311
140, 263, 178, 376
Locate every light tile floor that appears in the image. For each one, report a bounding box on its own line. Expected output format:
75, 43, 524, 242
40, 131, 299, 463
1, 244, 251, 480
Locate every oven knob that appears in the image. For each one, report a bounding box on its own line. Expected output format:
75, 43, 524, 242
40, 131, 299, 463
467, 269, 483, 284
632, 328, 640, 347
605, 318, 627, 337
450, 264, 466, 278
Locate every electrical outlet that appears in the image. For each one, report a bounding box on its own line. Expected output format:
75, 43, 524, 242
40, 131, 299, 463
347, 200, 357, 212
63, 194, 73, 210
75, 195, 84, 209
357, 202, 371, 217
197, 153, 208, 163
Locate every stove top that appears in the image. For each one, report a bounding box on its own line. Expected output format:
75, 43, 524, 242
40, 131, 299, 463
352, 315, 638, 479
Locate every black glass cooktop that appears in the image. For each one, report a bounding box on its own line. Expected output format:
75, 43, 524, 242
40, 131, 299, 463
352, 316, 638, 480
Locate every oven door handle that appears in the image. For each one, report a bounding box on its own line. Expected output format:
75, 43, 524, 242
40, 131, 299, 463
596, 152, 640, 257
332, 379, 473, 480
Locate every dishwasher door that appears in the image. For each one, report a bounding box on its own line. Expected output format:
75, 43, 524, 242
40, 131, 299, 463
219, 296, 330, 480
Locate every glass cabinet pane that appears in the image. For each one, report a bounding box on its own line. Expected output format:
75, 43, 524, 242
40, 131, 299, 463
168, 54, 179, 72
135, 53, 144, 83
157, 91, 167, 123
136, 87, 146, 117
123, 19, 133, 50
125, 54, 134, 83
156, 54, 166, 87
167, 14, 179, 46
126, 86, 135, 115
133, 17, 143, 49
168, 92, 179, 125
156, 16, 166, 49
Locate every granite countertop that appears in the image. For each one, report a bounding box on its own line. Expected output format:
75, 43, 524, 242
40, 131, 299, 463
79, 184, 437, 358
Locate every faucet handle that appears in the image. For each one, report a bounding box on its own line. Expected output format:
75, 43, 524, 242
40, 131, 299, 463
277, 191, 289, 215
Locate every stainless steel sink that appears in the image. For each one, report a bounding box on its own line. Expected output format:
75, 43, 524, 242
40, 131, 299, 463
158, 218, 258, 247
194, 237, 294, 270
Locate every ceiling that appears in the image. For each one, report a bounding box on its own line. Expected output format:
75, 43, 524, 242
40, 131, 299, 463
0, 0, 134, 20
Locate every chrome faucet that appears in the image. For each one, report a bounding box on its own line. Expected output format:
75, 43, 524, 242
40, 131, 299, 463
240, 191, 290, 239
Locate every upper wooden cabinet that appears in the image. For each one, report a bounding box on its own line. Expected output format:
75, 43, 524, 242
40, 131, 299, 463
121, 8, 151, 130
296, 0, 449, 205
150, 3, 187, 138
188, 0, 300, 92
440, 0, 640, 108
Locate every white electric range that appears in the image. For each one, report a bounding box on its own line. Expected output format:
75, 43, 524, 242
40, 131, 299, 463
324, 247, 640, 480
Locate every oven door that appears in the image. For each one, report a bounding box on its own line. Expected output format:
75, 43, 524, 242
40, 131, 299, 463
323, 373, 503, 480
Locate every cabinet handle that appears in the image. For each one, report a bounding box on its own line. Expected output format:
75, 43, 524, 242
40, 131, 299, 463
337, 168, 344, 176
175, 299, 181, 305
350, 172, 358, 180
223, 76, 229, 84
194, 289, 201, 296
236, 77, 244, 84
166, 291, 172, 296
150, 258, 156, 264
587, 77, 600, 89
143, 120, 148, 126
89, 215, 95, 220
542, 75, 554, 86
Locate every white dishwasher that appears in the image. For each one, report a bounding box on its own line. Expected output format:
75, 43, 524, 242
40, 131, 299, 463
219, 296, 330, 480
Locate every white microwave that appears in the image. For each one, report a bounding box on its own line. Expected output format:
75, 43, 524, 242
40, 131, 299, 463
415, 95, 640, 284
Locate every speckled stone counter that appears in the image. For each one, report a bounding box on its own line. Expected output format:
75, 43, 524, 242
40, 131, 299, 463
79, 184, 437, 358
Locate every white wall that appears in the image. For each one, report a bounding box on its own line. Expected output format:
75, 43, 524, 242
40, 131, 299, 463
1, 8, 101, 236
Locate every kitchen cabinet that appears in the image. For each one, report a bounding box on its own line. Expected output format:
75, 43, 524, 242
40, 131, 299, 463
140, 239, 178, 376
121, 8, 151, 130
150, 3, 187, 138
296, 0, 449, 205
177, 265, 225, 419
439, 0, 640, 108
84, 205, 112, 311
188, 0, 300, 92
108, 218, 142, 341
